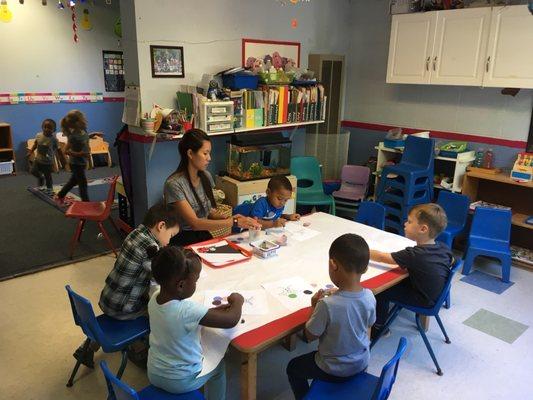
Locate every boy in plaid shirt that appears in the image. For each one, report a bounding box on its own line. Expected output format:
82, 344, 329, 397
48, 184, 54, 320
73, 203, 180, 368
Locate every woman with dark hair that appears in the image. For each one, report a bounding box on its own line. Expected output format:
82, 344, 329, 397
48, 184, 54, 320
164, 129, 260, 246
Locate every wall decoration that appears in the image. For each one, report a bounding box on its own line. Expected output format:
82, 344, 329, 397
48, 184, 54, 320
242, 38, 300, 68
0, 92, 105, 105
103, 51, 125, 92
0, 0, 13, 23
70, 4, 78, 42
150, 45, 184, 78
80, 8, 92, 30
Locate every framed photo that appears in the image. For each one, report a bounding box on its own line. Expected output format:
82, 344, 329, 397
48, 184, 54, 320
242, 38, 300, 69
150, 45, 184, 78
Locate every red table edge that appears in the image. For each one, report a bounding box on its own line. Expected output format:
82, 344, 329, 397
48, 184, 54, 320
232, 267, 407, 351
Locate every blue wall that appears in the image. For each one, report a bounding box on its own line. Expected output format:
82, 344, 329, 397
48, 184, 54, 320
0, 101, 124, 171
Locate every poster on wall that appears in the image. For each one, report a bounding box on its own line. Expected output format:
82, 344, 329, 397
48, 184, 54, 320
103, 50, 125, 92
242, 38, 300, 69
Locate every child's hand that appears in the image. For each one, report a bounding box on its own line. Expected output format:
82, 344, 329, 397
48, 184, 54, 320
274, 218, 287, 227
227, 292, 244, 307
311, 289, 325, 308
288, 213, 301, 221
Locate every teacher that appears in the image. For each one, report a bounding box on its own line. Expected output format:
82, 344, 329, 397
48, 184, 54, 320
164, 129, 260, 246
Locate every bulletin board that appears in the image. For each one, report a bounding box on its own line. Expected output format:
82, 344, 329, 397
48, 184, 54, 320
102, 50, 125, 92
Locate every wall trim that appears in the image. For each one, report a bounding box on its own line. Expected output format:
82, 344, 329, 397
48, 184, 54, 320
0, 92, 124, 105
341, 120, 526, 149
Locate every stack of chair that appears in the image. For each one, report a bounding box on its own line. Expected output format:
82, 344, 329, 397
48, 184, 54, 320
376, 136, 435, 235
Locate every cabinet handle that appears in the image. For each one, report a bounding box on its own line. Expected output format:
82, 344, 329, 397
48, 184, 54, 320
426, 56, 430, 72
486, 56, 491, 73
433, 56, 437, 71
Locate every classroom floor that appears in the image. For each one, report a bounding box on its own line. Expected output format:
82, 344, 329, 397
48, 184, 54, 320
1, 255, 531, 400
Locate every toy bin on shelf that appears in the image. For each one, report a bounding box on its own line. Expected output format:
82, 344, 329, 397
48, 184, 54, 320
222, 73, 259, 90
0, 160, 14, 175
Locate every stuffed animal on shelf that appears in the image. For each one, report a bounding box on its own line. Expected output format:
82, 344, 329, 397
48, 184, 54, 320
272, 52, 283, 69
245, 57, 256, 69
207, 80, 229, 101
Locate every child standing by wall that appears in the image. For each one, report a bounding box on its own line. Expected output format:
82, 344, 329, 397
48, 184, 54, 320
56, 110, 90, 202
286, 234, 376, 400
233, 175, 301, 229
28, 118, 58, 194
369, 203, 453, 339
148, 246, 244, 399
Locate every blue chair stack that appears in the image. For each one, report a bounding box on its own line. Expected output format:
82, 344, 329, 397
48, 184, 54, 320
371, 259, 463, 376
100, 361, 204, 400
355, 201, 386, 231
462, 207, 512, 283
290, 156, 336, 215
436, 190, 470, 248
304, 337, 407, 400
65, 285, 150, 387
376, 136, 435, 235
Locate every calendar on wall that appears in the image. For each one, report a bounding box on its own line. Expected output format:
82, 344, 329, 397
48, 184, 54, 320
103, 50, 125, 92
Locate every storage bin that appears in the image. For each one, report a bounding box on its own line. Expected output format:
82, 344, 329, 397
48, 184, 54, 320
0, 160, 14, 175
222, 73, 259, 90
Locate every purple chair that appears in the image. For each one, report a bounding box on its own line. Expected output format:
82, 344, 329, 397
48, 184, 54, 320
333, 166, 370, 215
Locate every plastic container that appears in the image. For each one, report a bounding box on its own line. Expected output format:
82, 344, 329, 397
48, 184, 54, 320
0, 160, 14, 175
250, 239, 280, 259
483, 148, 494, 169
222, 73, 259, 90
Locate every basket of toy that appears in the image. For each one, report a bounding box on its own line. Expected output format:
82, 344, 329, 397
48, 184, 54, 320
257, 70, 295, 85
209, 189, 232, 238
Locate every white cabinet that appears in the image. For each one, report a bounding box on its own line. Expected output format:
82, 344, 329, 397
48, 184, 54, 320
431, 8, 491, 86
386, 6, 533, 88
484, 5, 533, 89
386, 12, 437, 84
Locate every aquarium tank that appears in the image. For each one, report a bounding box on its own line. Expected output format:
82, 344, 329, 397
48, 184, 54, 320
227, 132, 292, 181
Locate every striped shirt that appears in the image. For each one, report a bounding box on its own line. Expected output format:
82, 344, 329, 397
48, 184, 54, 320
99, 224, 159, 318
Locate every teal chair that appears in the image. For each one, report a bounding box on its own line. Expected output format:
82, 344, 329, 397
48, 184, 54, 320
290, 156, 336, 215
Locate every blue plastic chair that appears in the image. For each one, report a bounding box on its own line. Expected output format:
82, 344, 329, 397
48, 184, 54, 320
355, 201, 386, 230
436, 191, 470, 248
377, 136, 435, 204
304, 337, 407, 400
462, 207, 512, 283
65, 285, 150, 387
290, 156, 336, 215
100, 361, 204, 400
371, 259, 463, 376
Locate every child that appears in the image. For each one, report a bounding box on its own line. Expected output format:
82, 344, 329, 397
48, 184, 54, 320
72, 203, 181, 369
56, 110, 90, 202
286, 234, 376, 400
370, 203, 454, 338
234, 175, 300, 229
147, 246, 244, 400
28, 118, 58, 194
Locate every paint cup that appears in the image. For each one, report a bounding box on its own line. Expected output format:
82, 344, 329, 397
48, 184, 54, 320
248, 228, 261, 242
141, 118, 156, 134
181, 121, 192, 132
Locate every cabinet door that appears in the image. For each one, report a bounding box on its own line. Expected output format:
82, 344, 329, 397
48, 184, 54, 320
431, 8, 491, 86
386, 12, 437, 84
484, 5, 533, 89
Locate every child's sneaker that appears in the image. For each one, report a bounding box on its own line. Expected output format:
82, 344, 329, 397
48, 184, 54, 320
73, 345, 95, 369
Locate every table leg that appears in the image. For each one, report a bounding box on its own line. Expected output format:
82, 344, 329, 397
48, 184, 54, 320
282, 333, 296, 351
241, 352, 258, 400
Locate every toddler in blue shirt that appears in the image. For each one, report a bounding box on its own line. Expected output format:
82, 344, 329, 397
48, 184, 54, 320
147, 247, 244, 399
233, 175, 300, 229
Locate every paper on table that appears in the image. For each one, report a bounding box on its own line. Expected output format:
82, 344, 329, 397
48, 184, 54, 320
283, 222, 321, 242
198, 327, 232, 377
203, 290, 269, 315
262, 276, 315, 312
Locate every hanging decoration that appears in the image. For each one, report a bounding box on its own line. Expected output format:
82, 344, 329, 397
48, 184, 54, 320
42, 0, 47, 5
57, 0, 64, 9
291, 18, 298, 28
114, 16, 121, 38
0, 0, 12, 23
71, 4, 78, 42
80, 8, 91, 30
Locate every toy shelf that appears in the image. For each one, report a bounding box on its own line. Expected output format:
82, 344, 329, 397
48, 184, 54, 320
373, 143, 475, 194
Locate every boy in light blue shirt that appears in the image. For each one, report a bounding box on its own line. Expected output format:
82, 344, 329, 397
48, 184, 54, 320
286, 234, 376, 400
233, 175, 300, 229
147, 247, 244, 399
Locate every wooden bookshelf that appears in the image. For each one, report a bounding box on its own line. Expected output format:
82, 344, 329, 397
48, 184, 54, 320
0, 123, 16, 175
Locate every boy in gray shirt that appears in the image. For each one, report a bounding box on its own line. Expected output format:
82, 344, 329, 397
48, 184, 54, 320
286, 234, 376, 399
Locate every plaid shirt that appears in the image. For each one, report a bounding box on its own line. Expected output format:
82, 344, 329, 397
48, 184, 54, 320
99, 224, 159, 318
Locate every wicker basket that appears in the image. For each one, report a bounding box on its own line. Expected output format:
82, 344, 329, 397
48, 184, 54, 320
209, 203, 233, 238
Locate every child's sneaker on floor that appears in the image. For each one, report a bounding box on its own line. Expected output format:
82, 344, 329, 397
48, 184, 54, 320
73, 345, 95, 369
